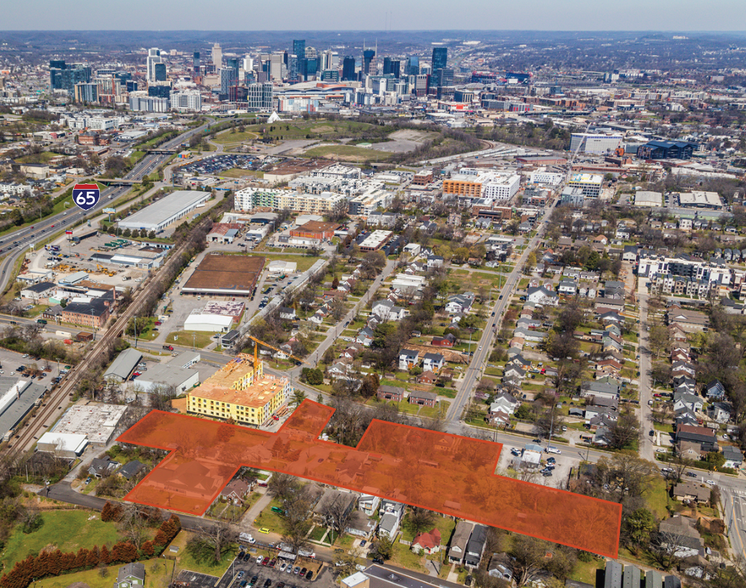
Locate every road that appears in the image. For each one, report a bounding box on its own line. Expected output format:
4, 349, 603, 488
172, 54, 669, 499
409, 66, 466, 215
446, 202, 556, 423
637, 283, 655, 463
0, 120, 213, 295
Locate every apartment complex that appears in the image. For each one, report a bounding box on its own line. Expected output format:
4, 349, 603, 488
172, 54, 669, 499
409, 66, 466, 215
567, 173, 603, 198
234, 187, 347, 215
443, 169, 520, 203
186, 354, 291, 426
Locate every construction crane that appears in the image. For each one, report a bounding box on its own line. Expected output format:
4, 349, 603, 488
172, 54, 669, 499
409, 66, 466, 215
247, 335, 311, 366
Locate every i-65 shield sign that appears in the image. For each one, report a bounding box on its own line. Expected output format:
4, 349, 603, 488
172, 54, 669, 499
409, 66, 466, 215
72, 183, 100, 211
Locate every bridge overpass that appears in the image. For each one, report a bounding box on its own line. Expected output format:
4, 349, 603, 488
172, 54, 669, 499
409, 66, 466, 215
93, 178, 141, 186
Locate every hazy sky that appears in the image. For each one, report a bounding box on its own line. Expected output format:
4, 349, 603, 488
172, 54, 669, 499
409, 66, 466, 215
4, 0, 746, 30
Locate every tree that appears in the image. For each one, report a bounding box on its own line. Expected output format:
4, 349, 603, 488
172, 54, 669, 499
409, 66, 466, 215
186, 523, 236, 566
293, 389, 307, 406
281, 491, 312, 554
623, 508, 657, 552
648, 325, 670, 359
360, 374, 380, 399
306, 368, 324, 386
608, 409, 640, 450
510, 535, 548, 587
407, 508, 435, 537
370, 536, 394, 561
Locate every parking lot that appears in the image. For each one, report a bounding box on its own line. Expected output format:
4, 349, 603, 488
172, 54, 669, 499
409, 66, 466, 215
497, 443, 572, 489
215, 552, 332, 588
175, 154, 271, 181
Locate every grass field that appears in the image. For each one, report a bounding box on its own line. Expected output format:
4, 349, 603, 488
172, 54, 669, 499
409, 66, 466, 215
1, 510, 123, 572
302, 145, 391, 162
16, 151, 64, 164
252, 498, 286, 533
212, 130, 261, 146
37, 558, 175, 588
166, 330, 218, 349
219, 168, 264, 178
169, 530, 238, 577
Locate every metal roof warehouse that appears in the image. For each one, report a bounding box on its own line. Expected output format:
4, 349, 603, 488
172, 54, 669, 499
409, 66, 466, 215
118, 190, 211, 232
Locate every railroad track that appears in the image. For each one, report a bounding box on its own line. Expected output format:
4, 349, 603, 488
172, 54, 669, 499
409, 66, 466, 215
4, 215, 216, 457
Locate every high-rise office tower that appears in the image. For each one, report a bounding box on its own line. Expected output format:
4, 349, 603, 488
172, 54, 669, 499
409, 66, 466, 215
363, 49, 375, 75
146, 48, 162, 83
193, 51, 200, 72
342, 56, 356, 81
407, 56, 419, 76
226, 57, 240, 77
219, 67, 237, 97
293, 40, 306, 62
383, 58, 401, 78
437, 67, 454, 87
212, 43, 223, 68
50, 61, 92, 95
432, 47, 448, 72
321, 50, 334, 71
154, 62, 167, 82
74, 82, 98, 103
270, 53, 283, 80
243, 56, 254, 72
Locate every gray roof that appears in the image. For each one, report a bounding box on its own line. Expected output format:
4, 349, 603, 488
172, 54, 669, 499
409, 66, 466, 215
0, 379, 47, 439
117, 563, 145, 583
119, 190, 210, 230
104, 348, 143, 382
134, 363, 197, 389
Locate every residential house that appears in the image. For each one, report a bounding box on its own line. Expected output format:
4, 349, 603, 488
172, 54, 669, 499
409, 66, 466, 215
432, 334, 456, 347
705, 380, 726, 401
399, 349, 420, 371
409, 391, 438, 408
115, 563, 145, 588
503, 364, 526, 381
622, 245, 638, 262
378, 512, 400, 539
118, 460, 145, 481
427, 255, 445, 269
668, 307, 709, 332
412, 529, 442, 555
356, 326, 374, 347
464, 524, 487, 568
674, 391, 704, 413
279, 307, 297, 320
658, 516, 704, 558
422, 353, 445, 373
220, 479, 250, 505
358, 495, 380, 516
313, 489, 356, 526
708, 402, 732, 423
416, 371, 437, 385
673, 481, 711, 503
678, 440, 704, 461
448, 521, 474, 564
345, 510, 377, 539
676, 424, 718, 453
372, 299, 406, 321
723, 446, 743, 470
89, 457, 119, 478
558, 279, 578, 296
445, 293, 475, 314
526, 286, 559, 306
490, 393, 519, 415
378, 385, 404, 402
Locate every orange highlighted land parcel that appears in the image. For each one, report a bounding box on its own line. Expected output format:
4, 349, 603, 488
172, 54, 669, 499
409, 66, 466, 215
117, 401, 622, 557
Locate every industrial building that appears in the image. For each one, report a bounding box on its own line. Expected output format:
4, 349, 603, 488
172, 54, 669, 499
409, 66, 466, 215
182, 254, 264, 297
634, 191, 663, 207
0, 378, 47, 442
186, 355, 290, 426
118, 190, 211, 233
678, 191, 723, 209
133, 363, 200, 394
290, 221, 340, 242
36, 432, 88, 458
104, 348, 143, 383
359, 230, 393, 252
569, 132, 624, 154
52, 404, 127, 446
184, 309, 234, 332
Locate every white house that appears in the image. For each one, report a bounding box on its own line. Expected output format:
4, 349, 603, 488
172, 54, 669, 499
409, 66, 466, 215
399, 349, 420, 371
526, 286, 559, 306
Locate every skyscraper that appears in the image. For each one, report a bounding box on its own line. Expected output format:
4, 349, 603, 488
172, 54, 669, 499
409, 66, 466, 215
146, 48, 162, 84
154, 63, 167, 82
383, 58, 400, 79
432, 47, 448, 72
293, 40, 306, 61
211, 43, 223, 68
406, 56, 419, 76
226, 57, 240, 77
342, 56, 356, 81
193, 51, 200, 72
50, 61, 92, 95
219, 67, 237, 97
270, 53, 283, 80
363, 49, 375, 75
292, 40, 306, 80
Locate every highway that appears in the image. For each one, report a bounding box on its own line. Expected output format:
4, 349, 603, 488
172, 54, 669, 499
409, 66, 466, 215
0, 120, 213, 295
446, 200, 556, 423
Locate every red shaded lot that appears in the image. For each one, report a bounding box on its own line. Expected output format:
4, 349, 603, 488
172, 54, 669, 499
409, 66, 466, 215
117, 401, 621, 557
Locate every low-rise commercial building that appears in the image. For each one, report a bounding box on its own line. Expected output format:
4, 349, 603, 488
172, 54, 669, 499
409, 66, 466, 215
118, 190, 211, 233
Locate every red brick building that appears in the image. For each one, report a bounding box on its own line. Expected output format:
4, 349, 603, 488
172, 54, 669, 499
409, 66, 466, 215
290, 221, 340, 241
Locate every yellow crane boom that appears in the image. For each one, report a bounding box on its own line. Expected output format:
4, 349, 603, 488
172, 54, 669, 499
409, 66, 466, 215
248, 335, 310, 366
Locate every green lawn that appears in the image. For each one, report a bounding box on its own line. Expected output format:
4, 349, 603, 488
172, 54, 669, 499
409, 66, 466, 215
212, 130, 260, 145
252, 498, 286, 533
169, 530, 238, 577
220, 168, 264, 179
250, 252, 321, 273
568, 557, 605, 585
390, 541, 425, 572
167, 330, 219, 349
302, 145, 391, 162
644, 476, 670, 519
2, 510, 123, 572
16, 151, 64, 164
400, 514, 456, 544
37, 558, 175, 588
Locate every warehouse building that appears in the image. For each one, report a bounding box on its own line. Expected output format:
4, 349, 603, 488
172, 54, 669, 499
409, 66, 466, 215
133, 363, 200, 394
104, 348, 143, 383
118, 190, 211, 233
0, 378, 47, 442
184, 309, 234, 332
52, 404, 127, 446
634, 191, 663, 207
569, 132, 623, 154
36, 432, 88, 458
359, 230, 393, 252
182, 254, 265, 297
678, 191, 723, 209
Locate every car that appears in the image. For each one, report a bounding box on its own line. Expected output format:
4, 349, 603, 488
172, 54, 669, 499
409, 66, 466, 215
280, 563, 287, 572
250, 577, 258, 586
264, 581, 272, 588
237, 572, 245, 579
499, 295, 503, 299
305, 572, 313, 580
51, 225, 54, 228
259, 527, 270, 534
706, 479, 716, 485
257, 556, 265, 565
269, 559, 277, 567
510, 448, 520, 456
299, 568, 307, 577
491, 311, 495, 316
372, 558, 385, 565
285, 565, 292, 574
293, 567, 301, 575
155, 321, 162, 326
277, 583, 285, 588
546, 457, 556, 464
686, 472, 697, 478
240, 582, 248, 588
542, 470, 552, 477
